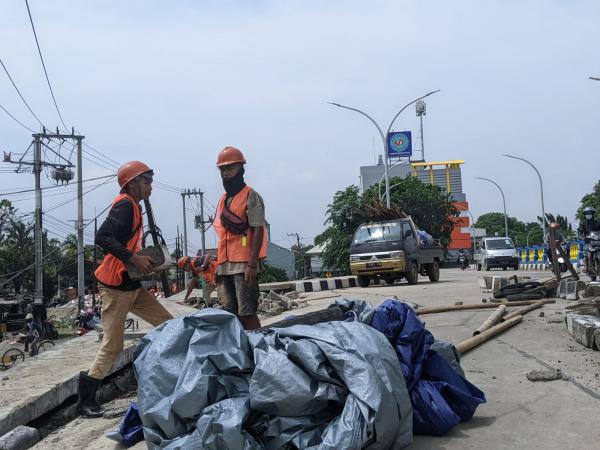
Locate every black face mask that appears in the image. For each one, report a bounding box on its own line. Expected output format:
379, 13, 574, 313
222, 166, 246, 198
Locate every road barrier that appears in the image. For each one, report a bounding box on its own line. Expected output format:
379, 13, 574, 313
516, 240, 584, 271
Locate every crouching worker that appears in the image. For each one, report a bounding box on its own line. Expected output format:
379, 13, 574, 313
177, 255, 218, 304
77, 161, 173, 418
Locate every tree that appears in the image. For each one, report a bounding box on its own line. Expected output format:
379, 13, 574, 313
291, 243, 313, 279
577, 180, 600, 219
363, 176, 458, 247
314, 186, 363, 274
474, 212, 543, 247
257, 264, 288, 283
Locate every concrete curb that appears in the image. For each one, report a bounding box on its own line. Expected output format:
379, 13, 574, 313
0, 332, 136, 438
294, 276, 386, 293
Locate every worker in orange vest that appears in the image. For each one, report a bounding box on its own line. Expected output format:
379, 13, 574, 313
177, 255, 217, 304
78, 161, 173, 418
214, 147, 267, 330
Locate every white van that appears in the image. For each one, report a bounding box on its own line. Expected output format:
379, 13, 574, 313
475, 237, 519, 271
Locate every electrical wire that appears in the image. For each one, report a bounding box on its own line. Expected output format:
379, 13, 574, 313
0, 101, 35, 132
44, 175, 115, 212
0, 174, 115, 196
24, 0, 68, 131
0, 57, 47, 129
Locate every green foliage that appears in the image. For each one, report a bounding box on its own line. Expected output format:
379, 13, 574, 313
314, 186, 363, 274
315, 179, 457, 274
291, 244, 313, 278
363, 176, 458, 246
257, 264, 288, 283
577, 180, 600, 219
475, 212, 544, 246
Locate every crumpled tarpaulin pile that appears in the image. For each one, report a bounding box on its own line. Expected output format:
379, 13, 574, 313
134, 309, 413, 449
133, 299, 486, 449
355, 299, 486, 436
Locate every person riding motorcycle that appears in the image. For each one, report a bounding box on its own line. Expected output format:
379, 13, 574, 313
578, 206, 600, 275
456, 249, 468, 270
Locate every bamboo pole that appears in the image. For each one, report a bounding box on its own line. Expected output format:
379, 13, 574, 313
473, 305, 506, 336
415, 299, 554, 315
501, 299, 547, 322
456, 315, 523, 354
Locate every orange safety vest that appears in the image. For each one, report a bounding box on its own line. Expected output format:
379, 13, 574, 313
190, 257, 217, 285
94, 194, 143, 287
214, 185, 267, 264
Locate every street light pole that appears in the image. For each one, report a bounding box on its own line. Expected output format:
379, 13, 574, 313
329, 89, 440, 208
503, 154, 546, 239
475, 177, 509, 237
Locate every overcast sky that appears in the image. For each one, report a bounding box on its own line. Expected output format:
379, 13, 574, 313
1, 0, 599, 253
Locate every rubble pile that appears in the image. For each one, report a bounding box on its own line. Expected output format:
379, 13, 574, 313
257, 290, 307, 315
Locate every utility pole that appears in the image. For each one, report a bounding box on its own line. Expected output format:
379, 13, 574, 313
181, 188, 203, 288
92, 215, 97, 309
288, 232, 302, 278
415, 100, 426, 162
3, 129, 78, 305
33, 135, 43, 305
199, 191, 206, 254
76, 137, 84, 312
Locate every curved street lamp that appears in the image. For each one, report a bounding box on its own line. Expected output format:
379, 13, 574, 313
328, 89, 440, 207
474, 176, 509, 237
503, 154, 546, 239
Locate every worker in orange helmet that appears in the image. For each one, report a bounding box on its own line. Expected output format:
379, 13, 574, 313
77, 161, 173, 418
177, 255, 217, 304
214, 147, 267, 330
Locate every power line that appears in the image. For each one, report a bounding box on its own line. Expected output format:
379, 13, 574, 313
24, 0, 68, 130
44, 175, 115, 212
0, 101, 35, 132
0, 174, 114, 196
0, 57, 46, 129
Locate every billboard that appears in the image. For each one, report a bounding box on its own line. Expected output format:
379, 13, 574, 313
387, 131, 412, 158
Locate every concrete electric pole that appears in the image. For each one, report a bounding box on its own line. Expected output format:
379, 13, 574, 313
181, 188, 205, 288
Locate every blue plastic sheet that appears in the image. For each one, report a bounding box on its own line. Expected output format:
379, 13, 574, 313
133, 309, 413, 449
369, 300, 486, 436
106, 402, 144, 447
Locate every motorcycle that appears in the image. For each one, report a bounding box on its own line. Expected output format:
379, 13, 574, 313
458, 253, 469, 270
586, 230, 600, 281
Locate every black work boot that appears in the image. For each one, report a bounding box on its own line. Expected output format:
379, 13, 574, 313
77, 371, 106, 418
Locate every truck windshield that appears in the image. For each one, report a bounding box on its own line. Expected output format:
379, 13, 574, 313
353, 223, 401, 244
486, 239, 514, 250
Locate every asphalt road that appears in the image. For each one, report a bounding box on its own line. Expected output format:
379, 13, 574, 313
33, 268, 600, 449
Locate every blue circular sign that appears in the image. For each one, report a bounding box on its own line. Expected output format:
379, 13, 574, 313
389, 132, 410, 155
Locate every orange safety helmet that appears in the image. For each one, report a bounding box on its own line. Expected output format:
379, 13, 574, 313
117, 161, 153, 189
216, 147, 246, 167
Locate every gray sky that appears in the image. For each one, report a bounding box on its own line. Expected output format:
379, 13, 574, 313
1, 0, 600, 253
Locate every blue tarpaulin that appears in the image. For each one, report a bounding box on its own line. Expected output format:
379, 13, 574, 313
369, 300, 486, 436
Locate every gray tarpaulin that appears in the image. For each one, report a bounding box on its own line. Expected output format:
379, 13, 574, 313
133, 309, 413, 449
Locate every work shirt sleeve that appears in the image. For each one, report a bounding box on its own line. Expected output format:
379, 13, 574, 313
95, 199, 135, 262
246, 190, 265, 227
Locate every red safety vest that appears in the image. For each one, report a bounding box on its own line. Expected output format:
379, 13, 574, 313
94, 194, 143, 287
214, 185, 267, 264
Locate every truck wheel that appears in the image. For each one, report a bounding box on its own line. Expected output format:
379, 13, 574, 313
385, 278, 395, 285
502, 266, 507, 271
477, 263, 482, 271
357, 276, 370, 288
428, 261, 440, 282
406, 262, 419, 285
484, 260, 490, 271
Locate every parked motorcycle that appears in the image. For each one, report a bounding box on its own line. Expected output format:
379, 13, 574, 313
585, 230, 600, 281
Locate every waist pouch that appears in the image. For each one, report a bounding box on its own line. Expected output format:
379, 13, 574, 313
221, 206, 248, 235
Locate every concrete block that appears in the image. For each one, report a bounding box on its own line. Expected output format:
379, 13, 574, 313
586, 282, 600, 298
478, 277, 488, 289
284, 291, 300, 300
566, 280, 586, 301
558, 278, 569, 299
0, 425, 40, 450
565, 314, 600, 350
491, 276, 509, 292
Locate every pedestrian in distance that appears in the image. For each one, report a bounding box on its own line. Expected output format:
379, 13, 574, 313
214, 147, 268, 330
77, 161, 173, 418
